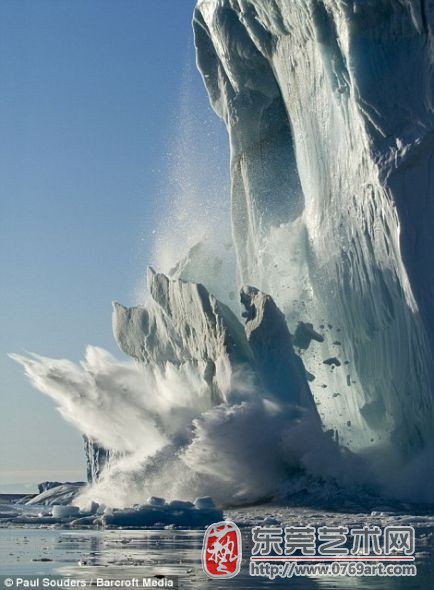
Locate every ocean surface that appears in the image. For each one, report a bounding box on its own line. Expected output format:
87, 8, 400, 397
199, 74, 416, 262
1, 506, 434, 589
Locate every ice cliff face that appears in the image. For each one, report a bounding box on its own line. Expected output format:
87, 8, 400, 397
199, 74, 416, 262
193, 0, 434, 458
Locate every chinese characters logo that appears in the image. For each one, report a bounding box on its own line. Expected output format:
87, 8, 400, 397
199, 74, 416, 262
202, 521, 242, 579
251, 524, 415, 558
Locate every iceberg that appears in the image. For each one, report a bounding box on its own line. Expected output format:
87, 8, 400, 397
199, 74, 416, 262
193, 0, 434, 460
10, 0, 434, 510
101, 496, 222, 528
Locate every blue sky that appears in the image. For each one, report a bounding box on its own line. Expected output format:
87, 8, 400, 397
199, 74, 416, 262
0, 0, 229, 492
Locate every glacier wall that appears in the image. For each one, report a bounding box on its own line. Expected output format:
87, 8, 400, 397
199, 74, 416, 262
193, 0, 434, 458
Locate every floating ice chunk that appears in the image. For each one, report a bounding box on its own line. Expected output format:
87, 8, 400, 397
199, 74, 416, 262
51, 505, 80, 518
102, 499, 222, 528
70, 516, 101, 527
25, 483, 86, 506
168, 500, 194, 510
38, 481, 64, 493
147, 496, 166, 507
194, 496, 215, 509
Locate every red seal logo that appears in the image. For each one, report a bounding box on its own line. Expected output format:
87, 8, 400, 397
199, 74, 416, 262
202, 521, 242, 579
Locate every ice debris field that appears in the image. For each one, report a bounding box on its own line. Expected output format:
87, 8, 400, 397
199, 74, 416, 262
0, 484, 221, 528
